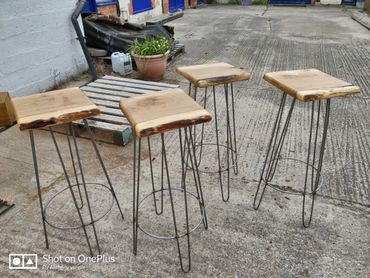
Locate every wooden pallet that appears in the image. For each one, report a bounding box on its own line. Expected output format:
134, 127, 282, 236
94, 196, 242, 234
168, 43, 185, 63
77, 75, 178, 145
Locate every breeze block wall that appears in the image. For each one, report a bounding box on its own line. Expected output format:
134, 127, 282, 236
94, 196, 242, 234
0, 0, 87, 97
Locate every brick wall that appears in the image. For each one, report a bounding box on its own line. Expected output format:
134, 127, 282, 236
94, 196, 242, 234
97, 4, 118, 16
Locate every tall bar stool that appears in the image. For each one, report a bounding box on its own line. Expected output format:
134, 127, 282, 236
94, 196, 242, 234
11, 88, 124, 255
176, 63, 251, 202
119, 88, 211, 273
253, 69, 360, 227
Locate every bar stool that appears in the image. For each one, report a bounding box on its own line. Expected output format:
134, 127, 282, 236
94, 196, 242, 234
176, 63, 251, 201
253, 69, 360, 227
11, 88, 124, 255
119, 88, 211, 272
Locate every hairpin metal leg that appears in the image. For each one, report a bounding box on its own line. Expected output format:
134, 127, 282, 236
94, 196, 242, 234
83, 119, 124, 220
65, 125, 84, 209
230, 83, 239, 175
161, 132, 191, 273
147, 136, 164, 215
253, 94, 296, 209
69, 124, 101, 254
212, 85, 230, 202
302, 99, 330, 227
187, 82, 208, 167
132, 135, 141, 255
29, 130, 49, 249
49, 127, 94, 256
184, 128, 208, 229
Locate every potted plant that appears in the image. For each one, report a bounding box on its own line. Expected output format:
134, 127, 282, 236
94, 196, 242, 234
129, 35, 171, 81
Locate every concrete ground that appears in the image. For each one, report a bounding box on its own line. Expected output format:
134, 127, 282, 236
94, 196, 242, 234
1, 5, 370, 277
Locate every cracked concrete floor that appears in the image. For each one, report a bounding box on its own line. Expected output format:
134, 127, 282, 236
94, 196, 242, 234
1, 5, 370, 278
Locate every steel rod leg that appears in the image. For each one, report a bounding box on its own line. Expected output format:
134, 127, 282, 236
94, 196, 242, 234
29, 130, 49, 249
65, 125, 84, 209
83, 119, 124, 220
253, 94, 296, 209
187, 82, 207, 167
147, 136, 164, 215
196, 87, 208, 166
266, 98, 296, 181
70, 124, 101, 254
310, 101, 321, 193
49, 127, 94, 256
133, 136, 141, 255
185, 83, 197, 159
212, 86, 229, 202
302, 99, 330, 227
230, 83, 239, 174
185, 127, 208, 229
161, 133, 191, 273
224, 84, 231, 201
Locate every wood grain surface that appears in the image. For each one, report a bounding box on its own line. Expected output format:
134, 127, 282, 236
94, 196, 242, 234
264, 69, 360, 102
11, 88, 100, 130
176, 62, 251, 88
0, 92, 15, 127
119, 88, 212, 137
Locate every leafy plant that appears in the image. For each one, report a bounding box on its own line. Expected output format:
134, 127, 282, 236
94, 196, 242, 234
252, 0, 268, 4
129, 35, 171, 56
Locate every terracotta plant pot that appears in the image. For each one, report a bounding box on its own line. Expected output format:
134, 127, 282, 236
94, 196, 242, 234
132, 51, 169, 81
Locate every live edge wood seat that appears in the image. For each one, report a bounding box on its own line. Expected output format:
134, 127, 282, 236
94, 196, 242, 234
264, 69, 361, 102
119, 88, 212, 138
11, 87, 100, 131
176, 62, 251, 88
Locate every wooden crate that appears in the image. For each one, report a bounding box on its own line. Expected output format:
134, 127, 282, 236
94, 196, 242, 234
77, 75, 179, 145
0, 92, 15, 127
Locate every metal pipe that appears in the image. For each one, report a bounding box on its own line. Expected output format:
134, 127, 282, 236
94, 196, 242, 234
71, 0, 98, 80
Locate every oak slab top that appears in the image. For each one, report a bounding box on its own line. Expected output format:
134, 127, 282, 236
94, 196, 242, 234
11, 87, 100, 131
263, 69, 360, 102
119, 88, 212, 138
176, 62, 251, 88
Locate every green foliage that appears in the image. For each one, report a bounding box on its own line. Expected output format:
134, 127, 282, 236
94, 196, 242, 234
129, 35, 171, 56
252, 0, 268, 5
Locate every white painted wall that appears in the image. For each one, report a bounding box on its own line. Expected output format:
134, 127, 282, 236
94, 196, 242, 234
119, 0, 163, 23
321, 0, 341, 4
0, 0, 87, 97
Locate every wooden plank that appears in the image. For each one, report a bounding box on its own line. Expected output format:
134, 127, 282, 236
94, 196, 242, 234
90, 99, 119, 108
98, 106, 123, 117
120, 89, 212, 137
97, 79, 171, 91
102, 75, 178, 88
91, 113, 129, 125
263, 69, 361, 102
84, 91, 122, 102
81, 86, 138, 98
73, 119, 133, 146
75, 119, 126, 132
85, 82, 154, 95
0, 92, 15, 127
11, 88, 99, 130
176, 62, 251, 88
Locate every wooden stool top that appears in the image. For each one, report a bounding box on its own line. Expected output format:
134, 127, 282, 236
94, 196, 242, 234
11, 88, 100, 131
264, 69, 360, 102
119, 88, 212, 138
176, 62, 251, 88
